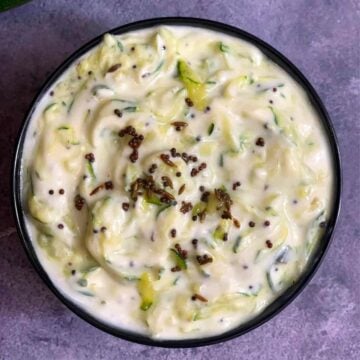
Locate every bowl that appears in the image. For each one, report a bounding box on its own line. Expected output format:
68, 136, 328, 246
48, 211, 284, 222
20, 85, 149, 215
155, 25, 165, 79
12, 17, 341, 348
0, 0, 31, 12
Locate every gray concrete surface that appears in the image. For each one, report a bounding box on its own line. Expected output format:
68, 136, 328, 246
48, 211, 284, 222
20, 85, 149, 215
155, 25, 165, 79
0, 0, 359, 359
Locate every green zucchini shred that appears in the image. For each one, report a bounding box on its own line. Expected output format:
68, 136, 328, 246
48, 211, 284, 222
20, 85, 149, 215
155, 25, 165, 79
86, 161, 96, 180
91, 84, 112, 95
170, 248, 187, 270
177, 59, 207, 110
265, 206, 278, 216
123, 274, 140, 281
77, 278, 88, 287
219, 42, 230, 53
123, 106, 138, 112
192, 202, 207, 216
138, 272, 155, 311
43, 103, 57, 113
117, 40, 124, 52
78, 291, 95, 297
306, 210, 326, 256
67, 98, 75, 113
258, 83, 285, 93
239, 134, 250, 152
219, 153, 224, 167
232, 236, 242, 254
145, 193, 163, 206
156, 204, 171, 218
81, 265, 100, 274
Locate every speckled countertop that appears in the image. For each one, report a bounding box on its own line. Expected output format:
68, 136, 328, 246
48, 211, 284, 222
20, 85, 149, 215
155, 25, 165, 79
0, 1, 359, 359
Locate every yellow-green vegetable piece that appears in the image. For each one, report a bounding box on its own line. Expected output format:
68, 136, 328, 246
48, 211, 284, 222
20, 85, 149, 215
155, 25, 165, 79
138, 272, 155, 311
177, 60, 207, 110
213, 219, 232, 240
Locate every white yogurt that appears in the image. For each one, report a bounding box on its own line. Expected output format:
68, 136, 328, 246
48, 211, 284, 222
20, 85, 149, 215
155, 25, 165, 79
22, 26, 333, 339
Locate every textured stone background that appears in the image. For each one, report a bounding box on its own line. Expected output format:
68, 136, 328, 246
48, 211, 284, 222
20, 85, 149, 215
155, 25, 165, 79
0, 0, 359, 359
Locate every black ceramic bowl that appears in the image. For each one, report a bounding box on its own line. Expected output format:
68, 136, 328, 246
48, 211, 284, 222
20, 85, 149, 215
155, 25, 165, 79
0, 0, 31, 12
12, 17, 341, 348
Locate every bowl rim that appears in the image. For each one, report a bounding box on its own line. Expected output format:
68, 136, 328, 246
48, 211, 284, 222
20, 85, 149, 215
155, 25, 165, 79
0, 0, 32, 12
12, 17, 342, 348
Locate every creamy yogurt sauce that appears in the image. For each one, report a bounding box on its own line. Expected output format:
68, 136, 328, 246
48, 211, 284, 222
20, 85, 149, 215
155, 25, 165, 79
22, 26, 333, 339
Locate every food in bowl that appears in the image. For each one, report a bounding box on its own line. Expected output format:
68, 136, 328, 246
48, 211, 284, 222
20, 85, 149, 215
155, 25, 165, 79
22, 25, 333, 339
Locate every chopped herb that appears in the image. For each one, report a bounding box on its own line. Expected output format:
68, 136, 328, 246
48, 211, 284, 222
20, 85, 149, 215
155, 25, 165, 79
208, 123, 215, 135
